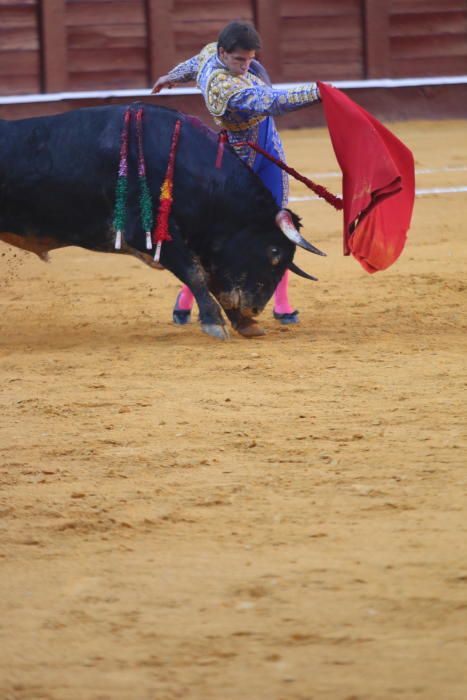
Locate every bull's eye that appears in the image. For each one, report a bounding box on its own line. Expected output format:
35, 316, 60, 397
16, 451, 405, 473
268, 246, 282, 265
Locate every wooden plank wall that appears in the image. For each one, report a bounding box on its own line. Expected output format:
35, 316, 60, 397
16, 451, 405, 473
65, 0, 148, 91
0, 0, 41, 95
389, 0, 467, 77
279, 0, 365, 82
0, 0, 466, 97
171, 0, 254, 67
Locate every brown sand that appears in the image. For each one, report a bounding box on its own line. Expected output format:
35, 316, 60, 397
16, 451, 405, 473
0, 120, 466, 700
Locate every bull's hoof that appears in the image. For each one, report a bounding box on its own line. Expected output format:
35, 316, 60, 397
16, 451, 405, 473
201, 323, 229, 340
236, 322, 266, 338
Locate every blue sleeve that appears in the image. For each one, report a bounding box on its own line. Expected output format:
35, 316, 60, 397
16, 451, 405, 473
227, 83, 320, 117
167, 54, 200, 83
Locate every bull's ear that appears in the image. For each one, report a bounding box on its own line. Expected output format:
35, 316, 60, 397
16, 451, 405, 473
276, 210, 326, 256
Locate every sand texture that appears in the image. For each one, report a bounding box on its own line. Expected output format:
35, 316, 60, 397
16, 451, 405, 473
1, 120, 466, 700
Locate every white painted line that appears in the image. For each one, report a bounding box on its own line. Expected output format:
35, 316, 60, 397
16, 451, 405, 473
289, 185, 467, 203
302, 165, 467, 180
0, 88, 155, 105
416, 185, 467, 196
314, 75, 467, 89
289, 195, 328, 202
417, 165, 467, 175
1, 75, 466, 105
302, 170, 341, 179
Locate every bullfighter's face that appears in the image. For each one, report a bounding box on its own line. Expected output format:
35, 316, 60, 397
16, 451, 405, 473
218, 48, 255, 77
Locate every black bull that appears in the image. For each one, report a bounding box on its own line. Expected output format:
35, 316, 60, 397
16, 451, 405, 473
0, 104, 325, 339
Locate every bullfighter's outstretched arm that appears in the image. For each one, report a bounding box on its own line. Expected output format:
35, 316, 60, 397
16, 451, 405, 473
226, 83, 321, 117
166, 54, 200, 83
151, 54, 200, 93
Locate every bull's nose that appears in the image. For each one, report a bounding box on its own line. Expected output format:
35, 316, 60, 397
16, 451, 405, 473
252, 307, 259, 315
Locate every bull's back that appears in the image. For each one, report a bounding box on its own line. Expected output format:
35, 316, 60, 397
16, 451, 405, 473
0, 103, 275, 255
0, 105, 179, 249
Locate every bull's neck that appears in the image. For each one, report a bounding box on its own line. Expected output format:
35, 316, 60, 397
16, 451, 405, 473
0, 120, 11, 209
0, 118, 11, 162
0, 119, 13, 180
0, 118, 9, 140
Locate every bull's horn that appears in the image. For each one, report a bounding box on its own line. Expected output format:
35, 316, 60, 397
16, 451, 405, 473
276, 210, 326, 256
289, 261, 318, 281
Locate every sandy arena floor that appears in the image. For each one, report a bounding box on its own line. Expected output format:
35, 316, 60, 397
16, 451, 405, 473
0, 120, 466, 700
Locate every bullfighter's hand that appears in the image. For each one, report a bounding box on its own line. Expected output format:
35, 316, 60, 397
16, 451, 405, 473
151, 76, 175, 94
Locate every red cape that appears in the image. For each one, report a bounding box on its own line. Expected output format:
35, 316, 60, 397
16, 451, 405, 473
318, 81, 415, 273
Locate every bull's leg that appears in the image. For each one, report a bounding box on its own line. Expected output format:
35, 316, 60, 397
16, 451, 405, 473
159, 243, 229, 341
124, 213, 228, 340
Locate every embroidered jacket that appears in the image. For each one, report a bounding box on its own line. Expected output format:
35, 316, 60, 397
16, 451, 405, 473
166, 43, 320, 164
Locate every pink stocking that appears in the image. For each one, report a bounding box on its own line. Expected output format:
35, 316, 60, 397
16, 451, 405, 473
273, 270, 294, 314
175, 284, 194, 310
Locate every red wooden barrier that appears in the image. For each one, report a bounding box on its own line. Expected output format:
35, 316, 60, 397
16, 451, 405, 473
0, 0, 465, 97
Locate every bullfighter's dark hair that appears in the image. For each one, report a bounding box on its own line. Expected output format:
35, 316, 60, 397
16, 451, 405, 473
217, 21, 261, 53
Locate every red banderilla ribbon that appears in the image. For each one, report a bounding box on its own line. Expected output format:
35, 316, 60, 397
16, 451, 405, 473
215, 129, 343, 211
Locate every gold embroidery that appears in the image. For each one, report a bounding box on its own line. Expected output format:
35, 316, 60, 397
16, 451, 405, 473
217, 116, 265, 131
205, 69, 252, 116
198, 43, 217, 72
